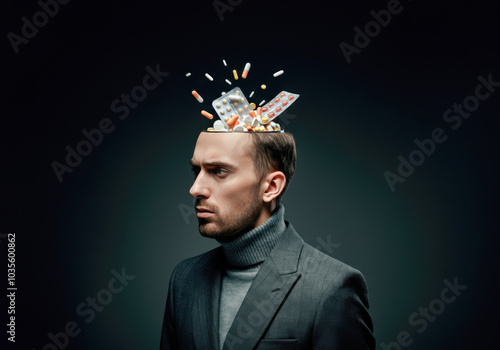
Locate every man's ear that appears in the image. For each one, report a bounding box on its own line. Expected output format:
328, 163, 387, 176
261, 171, 286, 203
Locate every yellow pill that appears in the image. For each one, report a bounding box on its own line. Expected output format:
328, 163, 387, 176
233, 70, 239, 80
250, 102, 256, 110
261, 116, 269, 124
261, 84, 266, 89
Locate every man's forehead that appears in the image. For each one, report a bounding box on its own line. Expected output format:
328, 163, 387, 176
192, 132, 253, 164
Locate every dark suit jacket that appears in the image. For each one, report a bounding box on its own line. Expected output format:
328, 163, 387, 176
160, 221, 375, 350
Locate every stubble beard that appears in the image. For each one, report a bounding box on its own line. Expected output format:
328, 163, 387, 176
197, 190, 262, 241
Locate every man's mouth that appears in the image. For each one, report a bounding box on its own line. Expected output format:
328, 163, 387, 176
196, 207, 214, 218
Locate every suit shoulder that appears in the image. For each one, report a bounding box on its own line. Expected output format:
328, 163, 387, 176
299, 242, 366, 286
172, 246, 222, 278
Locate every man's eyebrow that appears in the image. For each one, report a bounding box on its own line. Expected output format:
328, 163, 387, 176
189, 160, 235, 169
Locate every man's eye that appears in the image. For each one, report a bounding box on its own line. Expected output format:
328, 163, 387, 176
212, 168, 228, 175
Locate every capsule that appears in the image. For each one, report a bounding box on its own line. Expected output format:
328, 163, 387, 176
225, 79, 232, 85
185, 72, 191, 77
249, 90, 255, 98
201, 110, 213, 119
222, 59, 227, 66
233, 70, 239, 80
273, 70, 284, 77
227, 114, 239, 127
228, 95, 241, 102
192, 90, 203, 103
205, 73, 214, 81
242, 63, 251, 79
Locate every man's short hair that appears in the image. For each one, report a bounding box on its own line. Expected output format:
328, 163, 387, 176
248, 132, 297, 206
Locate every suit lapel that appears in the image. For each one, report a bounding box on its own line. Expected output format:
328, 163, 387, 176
222, 223, 304, 350
192, 248, 225, 350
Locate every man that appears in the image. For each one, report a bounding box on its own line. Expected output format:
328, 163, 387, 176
160, 130, 375, 349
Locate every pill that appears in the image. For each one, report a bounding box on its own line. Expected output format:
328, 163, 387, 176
186, 72, 191, 77
257, 107, 262, 116
238, 108, 243, 114
227, 114, 239, 127
233, 70, 239, 80
280, 93, 285, 97
228, 95, 241, 101
225, 79, 232, 85
233, 102, 239, 107
261, 116, 269, 124
250, 102, 256, 110
192, 90, 203, 103
259, 100, 265, 106
276, 107, 282, 112
220, 110, 225, 115
262, 107, 268, 112
249, 110, 257, 118
261, 84, 266, 89
268, 112, 275, 118
249, 91, 255, 98
216, 103, 221, 108
201, 110, 213, 119
222, 99, 228, 104
243, 116, 253, 125
222, 59, 227, 66
274, 98, 280, 102
282, 100, 288, 106
213, 120, 225, 130
226, 106, 231, 112
268, 102, 274, 108
244, 104, 249, 110
205, 73, 214, 81
234, 124, 246, 132
242, 63, 251, 79
251, 118, 259, 127
273, 70, 284, 77
289, 95, 294, 100
236, 91, 241, 95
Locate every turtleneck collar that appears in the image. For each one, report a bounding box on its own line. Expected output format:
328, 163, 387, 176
216, 204, 286, 268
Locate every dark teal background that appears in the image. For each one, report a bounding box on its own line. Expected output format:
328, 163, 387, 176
3, 0, 498, 349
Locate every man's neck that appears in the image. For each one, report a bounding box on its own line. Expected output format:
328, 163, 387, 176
216, 204, 286, 267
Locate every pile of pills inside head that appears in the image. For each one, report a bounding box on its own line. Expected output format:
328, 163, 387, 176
188, 60, 299, 132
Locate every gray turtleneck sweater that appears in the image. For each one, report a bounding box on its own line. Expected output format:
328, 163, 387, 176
216, 204, 286, 349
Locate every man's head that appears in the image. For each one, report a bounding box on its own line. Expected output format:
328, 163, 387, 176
189, 131, 296, 241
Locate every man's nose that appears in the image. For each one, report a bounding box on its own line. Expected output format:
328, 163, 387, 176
189, 172, 210, 198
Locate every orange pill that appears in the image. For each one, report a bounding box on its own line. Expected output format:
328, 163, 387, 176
257, 107, 262, 116
201, 110, 213, 119
227, 114, 239, 127
192, 90, 203, 103
249, 110, 257, 118
242, 63, 251, 79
